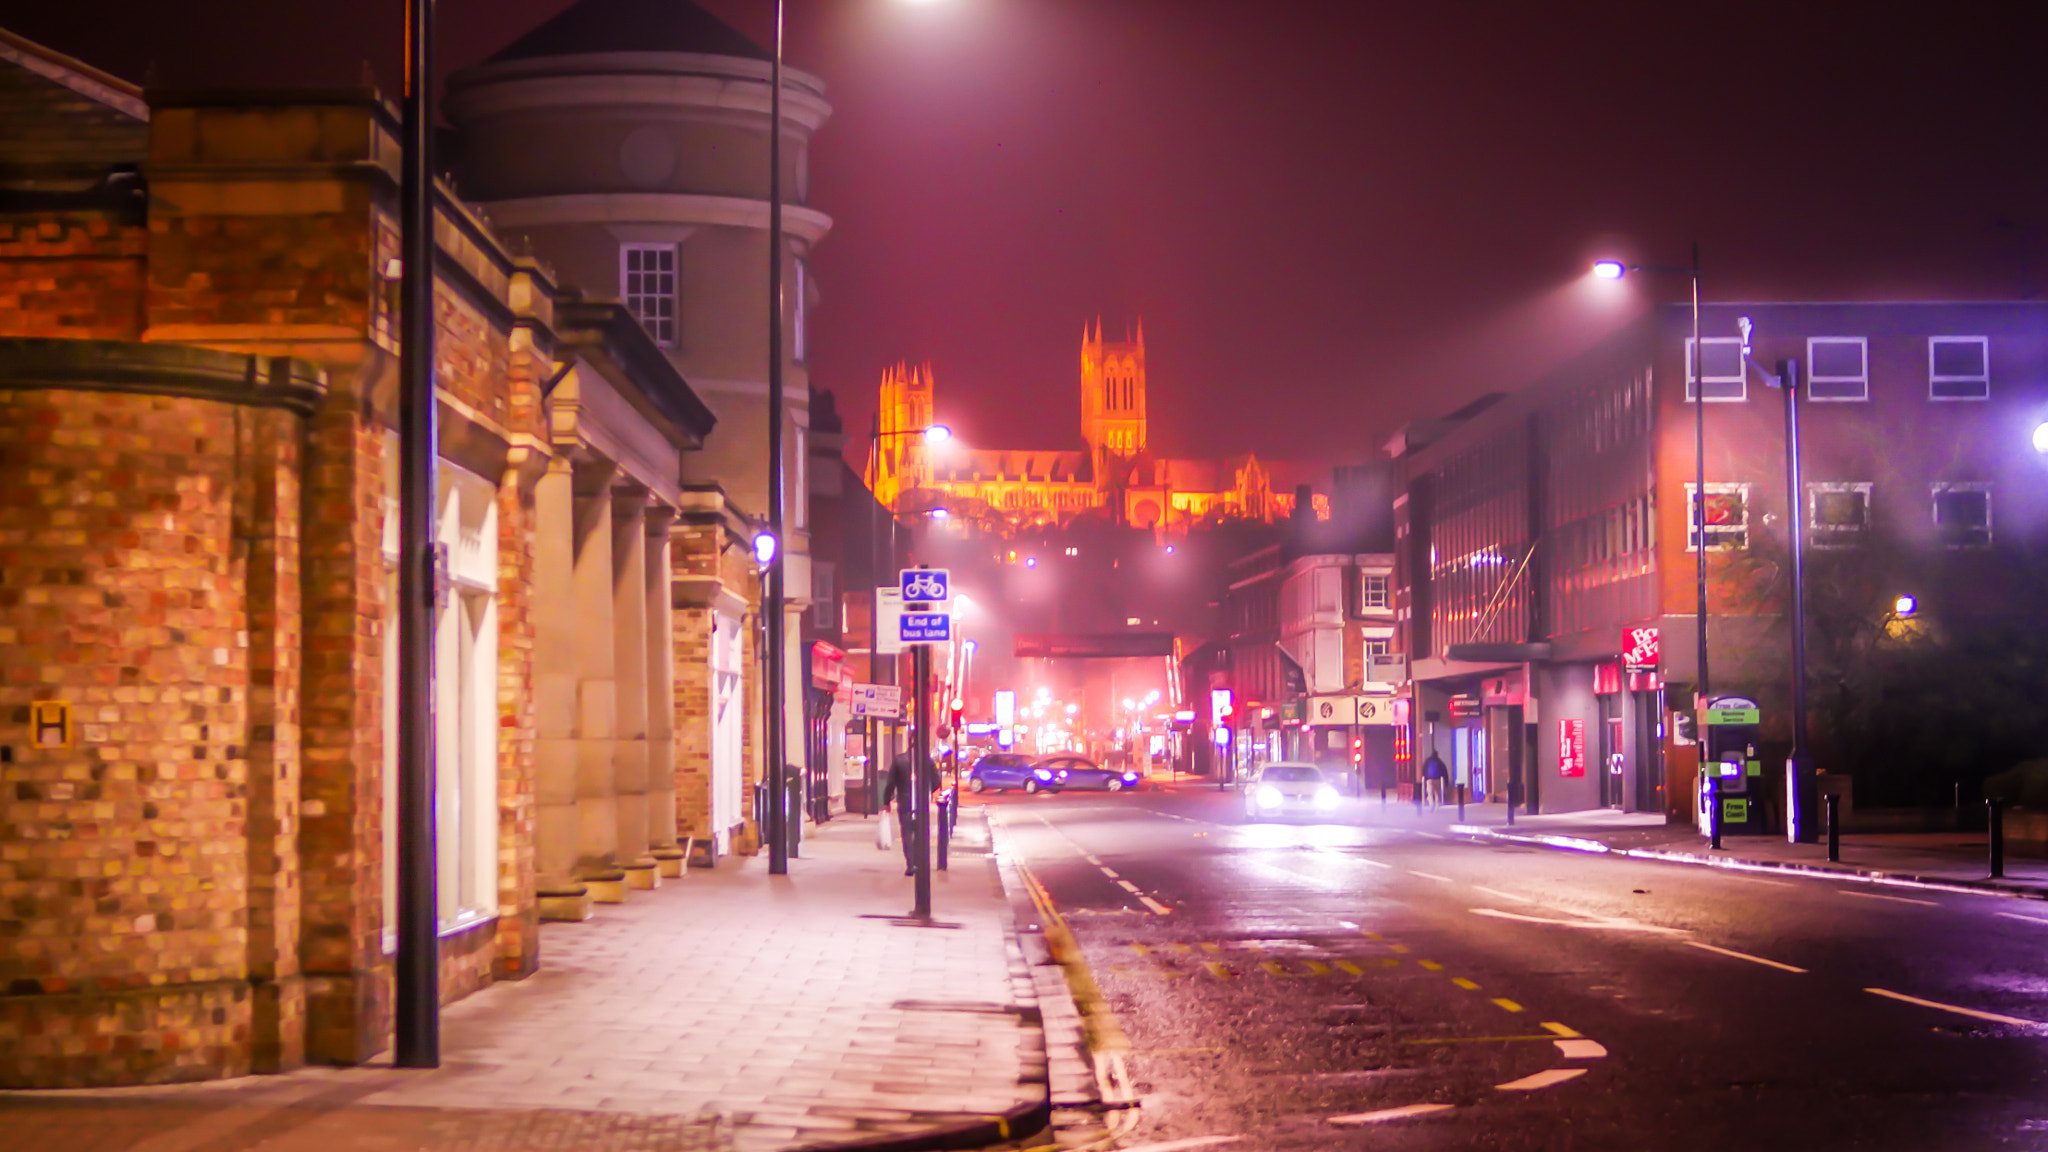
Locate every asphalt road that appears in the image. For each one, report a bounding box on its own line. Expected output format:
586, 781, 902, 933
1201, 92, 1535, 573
985, 782, 2048, 1151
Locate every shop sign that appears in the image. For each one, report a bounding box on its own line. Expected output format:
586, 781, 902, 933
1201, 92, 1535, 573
810, 641, 846, 689
1448, 694, 1482, 719
1308, 695, 1358, 725
1558, 718, 1586, 778
1622, 626, 1660, 673
1355, 696, 1397, 726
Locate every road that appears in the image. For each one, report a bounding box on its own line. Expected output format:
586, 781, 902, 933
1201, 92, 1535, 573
985, 782, 2048, 1151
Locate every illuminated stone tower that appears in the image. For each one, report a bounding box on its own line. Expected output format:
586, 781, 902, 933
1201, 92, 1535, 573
1080, 319, 1147, 481
872, 361, 936, 509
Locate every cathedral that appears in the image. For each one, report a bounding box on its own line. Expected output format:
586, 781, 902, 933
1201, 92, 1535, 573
870, 322, 1320, 536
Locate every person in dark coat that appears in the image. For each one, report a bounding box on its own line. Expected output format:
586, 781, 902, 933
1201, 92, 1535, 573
879, 748, 938, 876
1422, 749, 1449, 809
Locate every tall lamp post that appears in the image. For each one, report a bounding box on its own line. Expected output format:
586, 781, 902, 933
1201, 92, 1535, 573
1594, 249, 1708, 701
394, 0, 441, 1069
862, 423, 949, 811
1737, 318, 1813, 842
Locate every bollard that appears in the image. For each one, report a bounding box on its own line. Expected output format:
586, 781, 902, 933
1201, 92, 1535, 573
1987, 797, 2005, 879
1824, 793, 1840, 863
936, 792, 952, 872
1707, 777, 1722, 850
1380, 784, 1388, 810
1456, 783, 1466, 822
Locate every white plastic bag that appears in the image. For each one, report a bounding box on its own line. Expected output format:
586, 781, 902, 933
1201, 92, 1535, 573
876, 814, 895, 851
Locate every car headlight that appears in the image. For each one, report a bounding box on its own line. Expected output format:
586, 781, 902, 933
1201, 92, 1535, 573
1122, 773, 1139, 783
1313, 785, 1340, 810
1255, 785, 1284, 808
1033, 768, 1052, 780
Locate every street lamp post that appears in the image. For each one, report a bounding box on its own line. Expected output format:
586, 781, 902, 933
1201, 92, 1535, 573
393, 0, 441, 1069
764, 0, 790, 875
1595, 248, 1709, 702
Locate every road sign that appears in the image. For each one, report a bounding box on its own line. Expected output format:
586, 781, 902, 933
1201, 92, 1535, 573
900, 612, 951, 644
899, 568, 950, 603
875, 589, 904, 656
850, 683, 902, 719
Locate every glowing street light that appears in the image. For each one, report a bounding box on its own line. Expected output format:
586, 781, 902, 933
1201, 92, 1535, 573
752, 530, 778, 566
930, 508, 950, 521
1894, 594, 1918, 618
1591, 259, 1626, 280
2032, 421, 2048, 455
923, 424, 953, 444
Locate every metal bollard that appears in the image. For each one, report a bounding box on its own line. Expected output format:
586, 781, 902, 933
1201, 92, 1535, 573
1456, 783, 1466, 822
1380, 784, 1388, 810
1987, 797, 2005, 879
1707, 777, 1722, 850
1824, 793, 1840, 862
936, 793, 951, 872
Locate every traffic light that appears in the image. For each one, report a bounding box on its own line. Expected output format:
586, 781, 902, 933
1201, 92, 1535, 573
1351, 735, 1364, 764
950, 698, 965, 732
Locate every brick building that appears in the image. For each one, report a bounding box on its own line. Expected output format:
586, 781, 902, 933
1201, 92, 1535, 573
1390, 300, 2048, 822
0, 28, 764, 1088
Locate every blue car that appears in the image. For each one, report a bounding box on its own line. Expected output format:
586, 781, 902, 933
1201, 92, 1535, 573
1041, 755, 1143, 793
968, 752, 1057, 794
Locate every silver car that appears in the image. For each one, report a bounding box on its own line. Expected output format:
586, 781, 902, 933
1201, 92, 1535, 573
1243, 762, 1343, 821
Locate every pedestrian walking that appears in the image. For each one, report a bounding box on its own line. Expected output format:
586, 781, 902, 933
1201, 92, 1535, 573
879, 748, 939, 877
1422, 749, 1449, 810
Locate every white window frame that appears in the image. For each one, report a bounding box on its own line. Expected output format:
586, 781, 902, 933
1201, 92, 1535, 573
1806, 481, 1872, 548
1929, 336, 1989, 401
1685, 337, 1746, 402
1359, 571, 1390, 612
1930, 482, 1992, 549
1805, 337, 1868, 402
812, 559, 836, 630
1684, 482, 1750, 551
621, 242, 678, 348
792, 256, 808, 364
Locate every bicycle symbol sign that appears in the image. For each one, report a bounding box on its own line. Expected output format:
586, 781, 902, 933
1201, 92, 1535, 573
899, 569, 950, 603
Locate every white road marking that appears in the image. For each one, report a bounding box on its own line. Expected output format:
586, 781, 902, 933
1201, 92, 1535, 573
1470, 908, 1688, 934
1995, 911, 2048, 925
1415, 831, 1445, 839
1496, 1068, 1588, 1091
1864, 988, 2043, 1028
1099, 867, 1121, 879
1840, 890, 1938, 907
1115, 1138, 1243, 1152
1328, 1103, 1456, 1125
1084, 854, 1105, 866
1553, 1038, 1608, 1059
1350, 856, 1393, 868
1472, 885, 1538, 904
1116, 880, 1144, 894
1409, 871, 1456, 883
1684, 941, 1809, 973
1139, 896, 1173, 915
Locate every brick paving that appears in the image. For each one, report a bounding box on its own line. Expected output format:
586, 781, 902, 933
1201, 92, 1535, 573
0, 814, 1051, 1152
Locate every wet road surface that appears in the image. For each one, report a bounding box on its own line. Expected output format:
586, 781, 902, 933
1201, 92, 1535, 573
986, 783, 2048, 1151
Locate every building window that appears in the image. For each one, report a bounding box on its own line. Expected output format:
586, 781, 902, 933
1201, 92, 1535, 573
1364, 637, 1391, 660
1807, 482, 1871, 548
1359, 572, 1390, 611
812, 560, 836, 630
1931, 483, 1991, 548
793, 257, 809, 364
1806, 337, 1868, 401
1685, 483, 1749, 550
622, 243, 678, 347
1929, 336, 1989, 400
1686, 337, 1745, 402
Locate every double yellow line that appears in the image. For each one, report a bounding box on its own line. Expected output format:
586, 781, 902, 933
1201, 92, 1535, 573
1017, 861, 1131, 1056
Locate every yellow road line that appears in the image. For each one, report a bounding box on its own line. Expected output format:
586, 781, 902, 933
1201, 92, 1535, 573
1417, 959, 1443, 971
1404, 1034, 1572, 1045
1259, 960, 1291, 977
1334, 960, 1363, 976
1540, 1022, 1581, 1038
1451, 977, 1480, 990
1203, 962, 1234, 980
1303, 960, 1330, 976
1491, 998, 1524, 1013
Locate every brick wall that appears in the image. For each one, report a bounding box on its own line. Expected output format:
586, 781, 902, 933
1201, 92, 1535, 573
0, 212, 146, 338
0, 385, 302, 1087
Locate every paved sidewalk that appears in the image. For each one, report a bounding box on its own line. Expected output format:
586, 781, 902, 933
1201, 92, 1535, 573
1, 814, 1050, 1152
1367, 799, 2048, 897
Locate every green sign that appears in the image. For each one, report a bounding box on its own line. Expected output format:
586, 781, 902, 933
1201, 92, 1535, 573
1706, 707, 1760, 726
1745, 759, 1762, 777
1722, 797, 1749, 824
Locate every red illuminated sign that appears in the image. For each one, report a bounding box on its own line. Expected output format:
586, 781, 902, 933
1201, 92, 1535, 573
1558, 718, 1586, 778
1622, 627, 1660, 673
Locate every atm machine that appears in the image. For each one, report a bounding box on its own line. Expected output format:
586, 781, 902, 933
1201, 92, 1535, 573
1697, 696, 1766, 836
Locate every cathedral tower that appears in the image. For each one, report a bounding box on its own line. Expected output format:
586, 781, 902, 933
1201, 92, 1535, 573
872, 361, 936, 510
1080, 319, 1147, 480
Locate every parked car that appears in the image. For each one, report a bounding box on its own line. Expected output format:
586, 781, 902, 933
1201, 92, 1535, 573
1243, 761, 1342, 821
1040, 755, 1143, 792
968, 752, 1057, 794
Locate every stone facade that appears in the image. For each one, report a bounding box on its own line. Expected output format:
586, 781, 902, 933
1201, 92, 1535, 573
0, 53, 728, 1087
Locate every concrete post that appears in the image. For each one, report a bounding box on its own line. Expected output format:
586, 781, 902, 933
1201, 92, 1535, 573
532, 457, 590, 919
612, 489, 654, 889
646, 509, 683, 877
572, 466, 624, 901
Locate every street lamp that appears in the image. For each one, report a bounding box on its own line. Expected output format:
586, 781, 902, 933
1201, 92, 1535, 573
1894, 594, 1918, 618
2033, 421, 2048, 455
1593, 248, 1709, 702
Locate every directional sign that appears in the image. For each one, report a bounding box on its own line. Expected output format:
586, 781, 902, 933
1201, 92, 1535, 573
900, 612, 951, 644
899, 568, 950, 604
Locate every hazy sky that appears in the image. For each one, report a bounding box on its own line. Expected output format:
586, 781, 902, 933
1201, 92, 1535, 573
12, 0, 2044, 467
